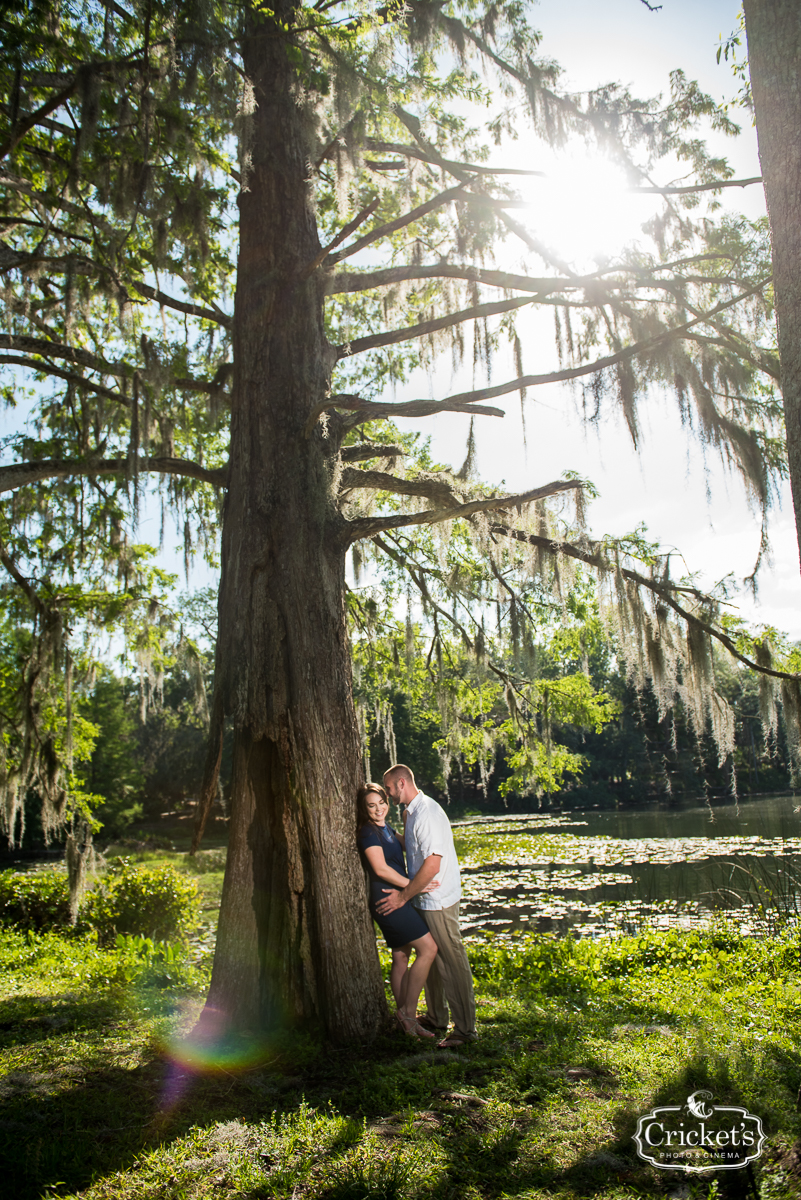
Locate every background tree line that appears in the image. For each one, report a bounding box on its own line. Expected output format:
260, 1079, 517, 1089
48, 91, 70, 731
10, 569, 796, 853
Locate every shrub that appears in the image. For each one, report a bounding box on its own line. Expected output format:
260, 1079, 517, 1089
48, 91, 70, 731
0, 868, 72, 930
0, 861, 201, 943
83, 859, 200, 943
186, 847, 227, 874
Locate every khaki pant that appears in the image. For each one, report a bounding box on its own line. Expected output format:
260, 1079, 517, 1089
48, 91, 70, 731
419, 901, 476, 1039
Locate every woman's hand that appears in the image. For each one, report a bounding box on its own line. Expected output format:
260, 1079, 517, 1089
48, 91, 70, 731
420, 879, 441, 893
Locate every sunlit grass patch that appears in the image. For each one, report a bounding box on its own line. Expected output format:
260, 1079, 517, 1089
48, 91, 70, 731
0, 926, 128, 995
321, 1152, 423, 1200
317, 1135, 433, 1200
0, 926, 209, 1000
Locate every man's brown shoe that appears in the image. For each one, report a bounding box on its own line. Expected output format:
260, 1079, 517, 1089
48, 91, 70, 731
437, 1032, 474, 1048
416, 1013, 447, 1034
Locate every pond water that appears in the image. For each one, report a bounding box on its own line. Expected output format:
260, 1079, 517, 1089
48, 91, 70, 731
449, 792, 801, 939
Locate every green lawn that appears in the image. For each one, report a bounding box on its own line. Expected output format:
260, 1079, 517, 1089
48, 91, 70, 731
2, 912, 801, 1199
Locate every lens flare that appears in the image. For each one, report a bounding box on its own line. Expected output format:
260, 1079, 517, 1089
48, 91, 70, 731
159, 1006, 274, 1111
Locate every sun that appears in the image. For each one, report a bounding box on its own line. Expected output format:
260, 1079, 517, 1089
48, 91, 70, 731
519, 144, 658, 269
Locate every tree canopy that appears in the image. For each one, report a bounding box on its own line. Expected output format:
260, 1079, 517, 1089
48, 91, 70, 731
1, 0, 799, 1036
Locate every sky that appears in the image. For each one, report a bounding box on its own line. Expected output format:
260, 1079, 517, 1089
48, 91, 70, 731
384, 0, 801, 640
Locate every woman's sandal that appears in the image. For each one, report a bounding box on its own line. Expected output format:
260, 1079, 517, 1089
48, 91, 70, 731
415, 1014, 447, 1034
395, 1010, 435, 1039
395, 1010, 419, 1037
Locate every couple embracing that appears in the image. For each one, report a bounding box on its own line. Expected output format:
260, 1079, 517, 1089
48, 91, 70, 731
356, 764, 476, 1048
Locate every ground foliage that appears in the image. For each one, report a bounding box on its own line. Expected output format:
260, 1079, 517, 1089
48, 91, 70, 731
1, 914, 801, 1198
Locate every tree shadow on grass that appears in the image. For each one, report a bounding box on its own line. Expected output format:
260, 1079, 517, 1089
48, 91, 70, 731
429, 1049, 774, 1200
1, 1051, 303, 1198
0, 990, 284, 1199
0, 1010, 450, 1199
2, 1058, 161, 1198
4, 983, 793, 1200
0, 992, 128, 1049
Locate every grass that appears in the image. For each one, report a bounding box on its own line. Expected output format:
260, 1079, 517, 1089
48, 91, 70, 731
4, 838, 801, 1198
2, 917, 801, 1199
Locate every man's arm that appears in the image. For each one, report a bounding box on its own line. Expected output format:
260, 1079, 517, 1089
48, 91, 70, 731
375, 853, 442, 915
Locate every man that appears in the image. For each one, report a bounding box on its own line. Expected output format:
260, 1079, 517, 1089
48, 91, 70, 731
377, 763, 477, 1047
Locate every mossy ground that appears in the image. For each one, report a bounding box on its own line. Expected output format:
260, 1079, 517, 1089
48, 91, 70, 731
2, 908, 801, 1200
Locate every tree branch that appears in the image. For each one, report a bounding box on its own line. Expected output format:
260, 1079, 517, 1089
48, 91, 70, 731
439, 16, 533, 90
492, 524, 800, 682
0, 334, 229, 394
0, 236, 230, 331
174, 364, 233, 393
375, 279, 771, 409
391, 105, 582, 279
364, 139, 547, 178
129, 281, 232, 328
373, 532, 537, 699
326, 180, 473, 266
340, 466, 457, 502
633, 176, 762, 195
363, 144, 761, 195
0, 456, 227, 494
0, 75, 81, 162
303, 392, 504, 436
372, 532, 479, 646
681, 330, 780, 382
340, 443, 406, 462
654, 283, 781, 380
338, 294, 534, 358
0, 355, 125, 403
0, 242, 101, 276
327, 260, 747, 302
344, 479, 581, 544
0, 168, 118, 238
326, 263, 567, 296
301, 196, 381, 277
0, 332, 133, 378
0, 533, 46, 616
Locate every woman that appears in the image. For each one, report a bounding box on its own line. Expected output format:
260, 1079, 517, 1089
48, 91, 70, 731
356, 783, 438, 1039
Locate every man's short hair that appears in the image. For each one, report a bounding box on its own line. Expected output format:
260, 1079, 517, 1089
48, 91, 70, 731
383, 763, 415, 786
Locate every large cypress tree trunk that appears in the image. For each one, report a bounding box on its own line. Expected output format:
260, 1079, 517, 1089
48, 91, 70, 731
744, 0, 801, 571
202, 7, 387, 1041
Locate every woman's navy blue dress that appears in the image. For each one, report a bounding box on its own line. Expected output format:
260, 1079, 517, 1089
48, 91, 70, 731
357, 821, 430, 949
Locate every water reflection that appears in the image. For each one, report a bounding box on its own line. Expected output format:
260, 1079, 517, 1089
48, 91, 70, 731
453, 792, 801, 939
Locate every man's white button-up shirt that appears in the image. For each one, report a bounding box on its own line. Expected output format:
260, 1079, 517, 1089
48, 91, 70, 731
404, 791, 461, 910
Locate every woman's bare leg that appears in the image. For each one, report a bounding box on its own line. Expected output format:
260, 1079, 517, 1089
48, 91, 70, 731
390, 947, 409, 1007
398, 933, 438, 1020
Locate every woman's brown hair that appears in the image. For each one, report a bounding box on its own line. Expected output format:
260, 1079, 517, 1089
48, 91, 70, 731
356, 783, 387, 832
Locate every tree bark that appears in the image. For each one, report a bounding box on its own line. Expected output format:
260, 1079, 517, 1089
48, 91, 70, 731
744, 0, 801, 570
201, 5, 386, 1041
